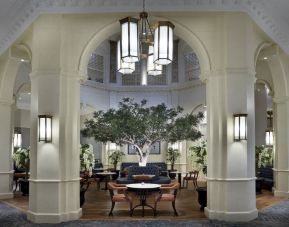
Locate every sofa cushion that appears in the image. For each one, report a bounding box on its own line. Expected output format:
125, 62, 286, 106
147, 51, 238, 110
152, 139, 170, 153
152, 176, 171, 184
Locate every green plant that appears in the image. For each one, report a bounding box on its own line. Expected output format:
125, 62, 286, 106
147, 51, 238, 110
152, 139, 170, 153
12, 147, 30, 179
189, 141, 207, 175
80, 144, 95, 172
255, 145, 273, 169
82, 98, 203, 165
108, 150, 125, 170
166, 147, 181, 170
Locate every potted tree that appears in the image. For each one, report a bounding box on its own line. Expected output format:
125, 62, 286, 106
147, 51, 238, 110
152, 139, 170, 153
82, 98, 203, 166
189, 141, 207, 210
12, 147, 30, 196
166, 147, 181, 179
108, 150, 125, 180
79, 144, 95, 207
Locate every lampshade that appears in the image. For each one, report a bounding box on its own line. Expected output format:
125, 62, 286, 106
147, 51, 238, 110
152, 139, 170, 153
119, 17, 139, 63
14, 132, 22, 148
117, 40, 135, 74
38, 115, 52, 142
147, 45, 162, 75
233, 114, 247, 141
154, 21, 175, 65
265, 129, 273, 146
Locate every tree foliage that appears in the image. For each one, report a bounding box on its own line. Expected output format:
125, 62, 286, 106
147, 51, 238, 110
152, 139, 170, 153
82, 98, 203, 160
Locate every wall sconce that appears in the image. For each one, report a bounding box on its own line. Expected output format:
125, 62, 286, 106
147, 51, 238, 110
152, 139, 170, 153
265, 110, 273, 146
38, 115, 52, 142
233, 114, 247, 141
13, 132, 22, 148
265, 129, 273, 146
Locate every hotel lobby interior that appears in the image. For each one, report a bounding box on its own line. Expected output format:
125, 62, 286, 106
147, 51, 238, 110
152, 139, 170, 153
1, 0, 289, 226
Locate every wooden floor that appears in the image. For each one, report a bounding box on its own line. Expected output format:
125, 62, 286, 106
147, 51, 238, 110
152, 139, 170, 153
2, 180, 286, 220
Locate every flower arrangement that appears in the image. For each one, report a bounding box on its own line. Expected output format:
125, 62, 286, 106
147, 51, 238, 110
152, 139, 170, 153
12, 147, 30, 179
108, 150, 125, 170
255, 145, 273, 168
80, 144, 95, 172
189, 141, 207, 175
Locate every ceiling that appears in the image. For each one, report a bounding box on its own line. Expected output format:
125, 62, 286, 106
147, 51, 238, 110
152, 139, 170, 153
0, 0, 289, 56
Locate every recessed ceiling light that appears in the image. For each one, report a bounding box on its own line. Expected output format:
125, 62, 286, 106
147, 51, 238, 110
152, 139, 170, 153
20, 59, 25, 62
263, 57, 268, 60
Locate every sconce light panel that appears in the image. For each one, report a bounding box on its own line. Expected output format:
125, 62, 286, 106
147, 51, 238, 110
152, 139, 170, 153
14, 132, 22, 148
234, 114, 247, 141
265, 129, 273, 146
38, 115, 52, 142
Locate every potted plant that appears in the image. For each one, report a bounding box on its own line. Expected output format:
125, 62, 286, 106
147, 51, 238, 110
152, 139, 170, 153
189, 141, 207, 210
80, 144, 95, 175
12, 147, 30, 195
255, 145, 273, 193
79, 144, 95, 207
166, 147, 181, 179
189, 141, 207, 175
108, 150, 125, 180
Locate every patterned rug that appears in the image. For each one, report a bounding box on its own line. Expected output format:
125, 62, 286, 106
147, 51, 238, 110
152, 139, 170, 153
1, 200, 289, 227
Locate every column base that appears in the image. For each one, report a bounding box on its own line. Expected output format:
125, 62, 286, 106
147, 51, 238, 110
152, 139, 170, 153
0, 192, 14, 199
273, 188, 289, 197
205, 207, 258, 222
27, 208, 82, 223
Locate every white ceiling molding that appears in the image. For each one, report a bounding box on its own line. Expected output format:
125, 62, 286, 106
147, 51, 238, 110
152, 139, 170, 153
0, 0, 288, 56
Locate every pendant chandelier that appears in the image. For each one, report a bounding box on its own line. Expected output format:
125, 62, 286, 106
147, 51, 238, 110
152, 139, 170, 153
117, 0, 174, 76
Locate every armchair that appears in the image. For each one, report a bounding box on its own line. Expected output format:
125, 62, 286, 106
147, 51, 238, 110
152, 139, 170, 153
154, 182, 180, 216
183, 170, 199, 189
107, 182, 132, 216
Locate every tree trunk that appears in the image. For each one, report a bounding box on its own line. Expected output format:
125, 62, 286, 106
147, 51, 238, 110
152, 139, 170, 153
135, 144, 150, 166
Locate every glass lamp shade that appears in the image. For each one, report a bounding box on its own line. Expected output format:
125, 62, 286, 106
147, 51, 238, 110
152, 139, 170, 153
265, 129, 273, 146
38, 115, 52, 142
147, 45, 162, 76
117, 40, 135, 74
14, 132, 22, 148
233, 114, 247, 141
154, 21, 174, 65
120, 17, 139, 63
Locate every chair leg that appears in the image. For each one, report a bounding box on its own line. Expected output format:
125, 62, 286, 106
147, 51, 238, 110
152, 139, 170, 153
129, 202, 133, 216
182, 179, 185, 188
172, 201, 178, 216
109, 201, 115, 216
154, 202, 157, 216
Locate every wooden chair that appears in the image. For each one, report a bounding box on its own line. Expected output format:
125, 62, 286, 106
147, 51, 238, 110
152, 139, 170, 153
182, 170, 199, 189
107, 182, 132, 216
154, 182, 180, 216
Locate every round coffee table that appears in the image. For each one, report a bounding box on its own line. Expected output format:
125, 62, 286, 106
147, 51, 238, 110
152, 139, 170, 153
127, 183, 160, 216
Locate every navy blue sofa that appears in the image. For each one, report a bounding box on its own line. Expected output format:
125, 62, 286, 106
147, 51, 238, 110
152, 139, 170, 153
259, 165, 273, 191
116, 165, 171, 184
120, 162, 168, 177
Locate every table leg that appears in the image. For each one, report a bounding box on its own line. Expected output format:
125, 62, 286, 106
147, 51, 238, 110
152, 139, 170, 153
104, 176, 108, 190
178, 173, 182, 189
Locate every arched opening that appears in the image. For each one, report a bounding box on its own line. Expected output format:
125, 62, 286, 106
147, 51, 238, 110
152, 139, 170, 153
77, 17, 210, 218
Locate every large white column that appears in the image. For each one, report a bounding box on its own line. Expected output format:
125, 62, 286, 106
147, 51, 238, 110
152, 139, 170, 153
27, 15, 81, 223
273, 97, 289, 197
0, 99, 14, 199
205, 69, 257, 222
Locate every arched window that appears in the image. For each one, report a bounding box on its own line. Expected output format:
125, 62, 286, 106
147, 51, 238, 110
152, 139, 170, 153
184, 51, 200, 81
87, 52, 104, 83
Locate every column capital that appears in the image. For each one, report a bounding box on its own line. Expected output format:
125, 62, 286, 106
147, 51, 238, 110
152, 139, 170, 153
0, 98, 14, 106
30, 69, 84, 82
204, 68, 256, 79
273, 96, 289, 104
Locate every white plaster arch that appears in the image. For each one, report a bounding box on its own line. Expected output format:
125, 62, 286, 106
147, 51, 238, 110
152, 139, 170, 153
255, 79, 274, 97
254, 41, 272, 69
0, 44, 32, 102
78, 16, 212, 81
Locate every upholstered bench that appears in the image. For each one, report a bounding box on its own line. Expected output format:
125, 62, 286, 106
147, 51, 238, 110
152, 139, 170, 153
120, 162, 168, 177
116, 165, 171, 184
